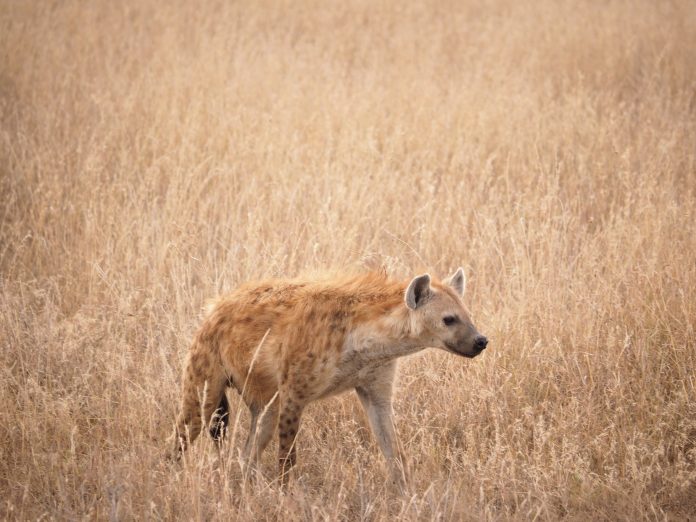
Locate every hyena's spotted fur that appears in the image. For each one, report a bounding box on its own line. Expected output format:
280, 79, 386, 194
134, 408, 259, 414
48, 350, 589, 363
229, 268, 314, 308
171, 268, 487, 486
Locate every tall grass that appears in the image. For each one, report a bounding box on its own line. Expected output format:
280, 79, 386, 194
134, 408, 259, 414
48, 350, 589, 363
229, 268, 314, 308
1, 0, 695, 519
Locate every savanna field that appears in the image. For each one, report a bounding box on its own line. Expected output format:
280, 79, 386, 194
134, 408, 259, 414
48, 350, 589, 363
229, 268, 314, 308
1, 1, 695, 519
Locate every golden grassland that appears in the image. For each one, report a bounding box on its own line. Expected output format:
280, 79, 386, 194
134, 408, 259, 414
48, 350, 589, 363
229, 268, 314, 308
1, 0, 695, 519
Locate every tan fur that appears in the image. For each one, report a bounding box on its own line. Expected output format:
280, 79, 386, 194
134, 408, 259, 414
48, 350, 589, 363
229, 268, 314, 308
171, 269, 486, 487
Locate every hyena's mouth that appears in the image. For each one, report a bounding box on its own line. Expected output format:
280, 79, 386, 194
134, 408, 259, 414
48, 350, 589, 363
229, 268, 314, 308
445, 342, 483, 358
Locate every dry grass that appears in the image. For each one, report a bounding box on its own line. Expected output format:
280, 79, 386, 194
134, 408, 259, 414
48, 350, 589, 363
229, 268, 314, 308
1, 0, 695, 519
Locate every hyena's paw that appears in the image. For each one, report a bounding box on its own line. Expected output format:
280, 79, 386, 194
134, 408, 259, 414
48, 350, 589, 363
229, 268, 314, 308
387, 463, 409, 496
164, 448, 181, 463
241, 460, 262, 484
165, 434, 186, 463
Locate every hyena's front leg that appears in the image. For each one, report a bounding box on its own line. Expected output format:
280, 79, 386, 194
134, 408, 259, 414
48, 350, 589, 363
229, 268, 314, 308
355, 363, 407, 490
277, 395, 305, 486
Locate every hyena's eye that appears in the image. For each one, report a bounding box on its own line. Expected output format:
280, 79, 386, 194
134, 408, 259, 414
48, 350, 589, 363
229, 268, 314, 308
442, 315, 459, 326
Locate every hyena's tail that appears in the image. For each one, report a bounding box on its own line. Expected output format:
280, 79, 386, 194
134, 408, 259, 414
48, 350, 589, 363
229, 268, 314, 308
209, 392, 230, 441
171, 337, 228, 459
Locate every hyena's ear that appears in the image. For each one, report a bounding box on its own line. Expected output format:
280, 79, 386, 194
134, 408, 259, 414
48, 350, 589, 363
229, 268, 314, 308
444, 267, 466, 297
405, 274, 431, 310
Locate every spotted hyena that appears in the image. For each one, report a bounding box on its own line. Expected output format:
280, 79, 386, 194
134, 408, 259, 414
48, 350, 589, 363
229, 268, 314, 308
171, 268, 487, 487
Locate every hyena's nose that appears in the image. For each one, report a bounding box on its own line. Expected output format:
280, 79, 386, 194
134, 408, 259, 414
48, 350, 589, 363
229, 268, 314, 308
474, 335, 488, 350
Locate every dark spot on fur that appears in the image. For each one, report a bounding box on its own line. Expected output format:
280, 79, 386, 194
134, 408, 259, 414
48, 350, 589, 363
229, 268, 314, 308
250, 285, 273, 304
330, 311, 348, 329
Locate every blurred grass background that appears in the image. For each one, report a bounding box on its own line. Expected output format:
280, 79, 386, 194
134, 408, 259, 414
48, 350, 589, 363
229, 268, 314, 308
1, 0, 695, 519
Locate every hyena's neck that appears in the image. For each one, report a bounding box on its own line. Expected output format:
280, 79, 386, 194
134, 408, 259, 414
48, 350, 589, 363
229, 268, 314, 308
344, 306, 428, 365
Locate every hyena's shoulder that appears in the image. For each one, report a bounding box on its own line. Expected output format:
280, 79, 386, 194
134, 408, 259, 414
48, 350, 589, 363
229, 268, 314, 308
271, 272, 406, 342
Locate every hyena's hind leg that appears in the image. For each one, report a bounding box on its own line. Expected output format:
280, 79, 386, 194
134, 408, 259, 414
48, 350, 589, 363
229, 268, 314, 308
242, 396, 279, 477
171, 344, 228, 459
242, 403, 261, 462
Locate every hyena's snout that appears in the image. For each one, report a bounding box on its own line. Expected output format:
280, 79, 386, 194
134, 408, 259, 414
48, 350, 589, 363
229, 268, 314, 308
460, 333, 487, 358
444, 329, 488, 358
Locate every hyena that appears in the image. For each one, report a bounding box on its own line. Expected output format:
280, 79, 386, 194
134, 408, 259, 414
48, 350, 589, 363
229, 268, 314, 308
171, 268, 487, 486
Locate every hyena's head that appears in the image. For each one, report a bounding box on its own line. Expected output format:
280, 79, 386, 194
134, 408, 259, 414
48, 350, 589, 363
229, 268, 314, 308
405, 268, 488, 358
